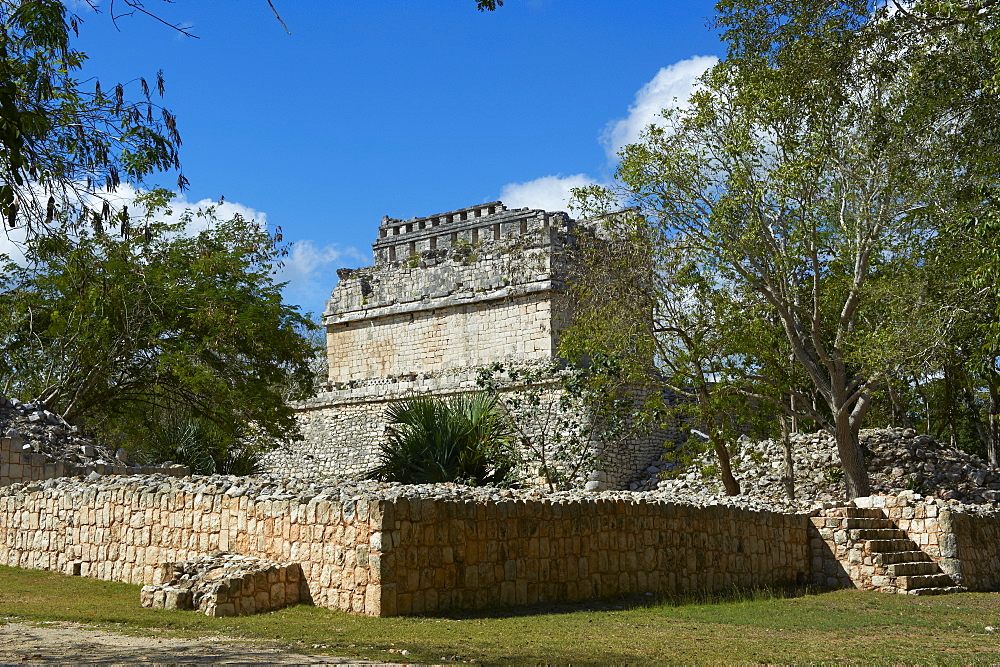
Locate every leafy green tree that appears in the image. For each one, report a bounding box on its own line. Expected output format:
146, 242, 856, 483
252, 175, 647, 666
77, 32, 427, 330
0, 189, 317, 448
476, 358, 651, 492
574, 17, 959, 498
367, 393, 517, 486
0, 0, 184, 234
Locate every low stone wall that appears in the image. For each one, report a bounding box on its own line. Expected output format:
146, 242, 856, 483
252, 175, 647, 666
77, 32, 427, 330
0, 476, 814, 617
378, 495, 811, 616
0, 476, 385, 615
6, 477, 1000, 616
936, 510, 1000, 590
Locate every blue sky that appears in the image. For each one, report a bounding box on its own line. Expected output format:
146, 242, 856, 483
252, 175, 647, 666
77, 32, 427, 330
68, 0, 723, 315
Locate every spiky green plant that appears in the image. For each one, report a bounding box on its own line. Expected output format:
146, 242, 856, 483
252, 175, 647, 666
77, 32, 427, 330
368, 393, 518, 486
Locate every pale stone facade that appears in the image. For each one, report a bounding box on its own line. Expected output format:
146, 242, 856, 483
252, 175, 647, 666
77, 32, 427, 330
268, 202, 666, 487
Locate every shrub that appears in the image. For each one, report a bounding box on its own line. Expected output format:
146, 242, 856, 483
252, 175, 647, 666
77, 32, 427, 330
130, 412, 265, 476
368, 393, 517, 486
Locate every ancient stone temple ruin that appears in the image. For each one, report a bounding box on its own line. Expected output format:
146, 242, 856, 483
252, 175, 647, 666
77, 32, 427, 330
267, 202, 665, 488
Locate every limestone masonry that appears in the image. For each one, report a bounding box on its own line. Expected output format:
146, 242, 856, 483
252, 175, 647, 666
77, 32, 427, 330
268, 202, 665, 487
4, 474, 999, 616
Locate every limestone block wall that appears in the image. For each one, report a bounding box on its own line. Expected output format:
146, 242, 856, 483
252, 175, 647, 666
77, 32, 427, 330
274, 368, 672, 491
271, 368, 496, 479
0, 477, 386, 615
1, 477, 816, 617
928, 509, 1000, 590
326, 291, 567, 384
378, 496, 812, 616
8, 478, 1000, 616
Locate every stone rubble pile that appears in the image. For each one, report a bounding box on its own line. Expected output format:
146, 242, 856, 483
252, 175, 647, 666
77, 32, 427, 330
141, 553, 302, 617
635, 427, 1000, 511
1, 395, 189, 479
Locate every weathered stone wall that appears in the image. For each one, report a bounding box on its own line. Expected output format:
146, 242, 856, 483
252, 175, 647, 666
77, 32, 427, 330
0, 476, 386, 615
1, 476, 816, 617
273, 368, 673, 491
378, 495, 811, 616
326, 291, 565, 384
935, 509, 1000, 590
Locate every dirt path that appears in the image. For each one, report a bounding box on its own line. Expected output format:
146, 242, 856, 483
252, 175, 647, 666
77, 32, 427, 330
0, 620, 395, 665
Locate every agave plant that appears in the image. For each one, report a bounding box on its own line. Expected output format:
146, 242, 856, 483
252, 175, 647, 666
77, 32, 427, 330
368, 393, 518, 486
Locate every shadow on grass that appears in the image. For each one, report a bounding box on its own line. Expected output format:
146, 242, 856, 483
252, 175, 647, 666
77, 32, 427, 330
425, 584, 822, 621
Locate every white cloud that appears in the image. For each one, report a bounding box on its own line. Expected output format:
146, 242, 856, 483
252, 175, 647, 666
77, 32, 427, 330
601, 55, 719, 159
276, 240, 367, 315
79, 185, 267, 234
0, 226, 27, 267
499, 173, 598, 213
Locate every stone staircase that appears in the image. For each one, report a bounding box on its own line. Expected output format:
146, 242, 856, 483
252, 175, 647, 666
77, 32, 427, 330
814, 506, 965, 595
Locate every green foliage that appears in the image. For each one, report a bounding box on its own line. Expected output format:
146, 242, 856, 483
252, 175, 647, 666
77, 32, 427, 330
0, 1, 184, 234
129, 410, 265, 476
477, 359, 649, 491
367, 393, 517, 486
0, 190, 317, 447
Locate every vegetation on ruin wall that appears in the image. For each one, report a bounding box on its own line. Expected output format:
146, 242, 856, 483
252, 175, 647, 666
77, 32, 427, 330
367, 393, 518, 486
2, 565, 1000, 663
0, 189, 317, 462
476, 359, 650, 491
567, 0, 1000, 500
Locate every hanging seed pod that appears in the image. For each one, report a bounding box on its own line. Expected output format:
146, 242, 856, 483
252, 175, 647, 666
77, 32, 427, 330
120, 205, 130, 239
44, 196, 55, 225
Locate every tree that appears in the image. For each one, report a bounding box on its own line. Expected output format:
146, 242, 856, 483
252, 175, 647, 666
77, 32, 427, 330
574, 16, 959, 498
0, 0, 184, 234
0, 189, 317, 448
0, 0, 502, 236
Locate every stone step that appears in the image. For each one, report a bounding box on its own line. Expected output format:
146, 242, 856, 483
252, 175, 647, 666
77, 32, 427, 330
888, 561, 941, 577
876, 550, 933, 565
896, 573, 955, 590
866, 538, 919, 553
905, 586, 967, 596
841, 507, 886, 518
851, 528, 908, 541
844, 517, 896, 530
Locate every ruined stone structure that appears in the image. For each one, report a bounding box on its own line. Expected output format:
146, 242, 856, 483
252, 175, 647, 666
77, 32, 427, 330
268, 202, 666, 488
2, 475, 995, 617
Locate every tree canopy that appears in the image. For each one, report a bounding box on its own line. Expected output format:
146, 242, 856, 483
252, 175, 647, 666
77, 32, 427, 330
0, 0, 502, 236
0, 0, 184, 235
570, 0, 999, 499
0, 190, 317, 449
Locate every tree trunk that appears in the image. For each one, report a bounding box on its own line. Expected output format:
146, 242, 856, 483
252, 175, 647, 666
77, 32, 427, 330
887, 382, 913, 429
835, 409, 871, 500
711, 435, 741, 496
987, 372, 1000, 467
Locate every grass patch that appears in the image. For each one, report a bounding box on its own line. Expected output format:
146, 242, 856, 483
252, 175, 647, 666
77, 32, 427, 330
2, 564, 1000, 663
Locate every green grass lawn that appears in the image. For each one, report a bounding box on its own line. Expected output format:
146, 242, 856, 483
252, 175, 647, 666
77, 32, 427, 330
2, 564, 999, 663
